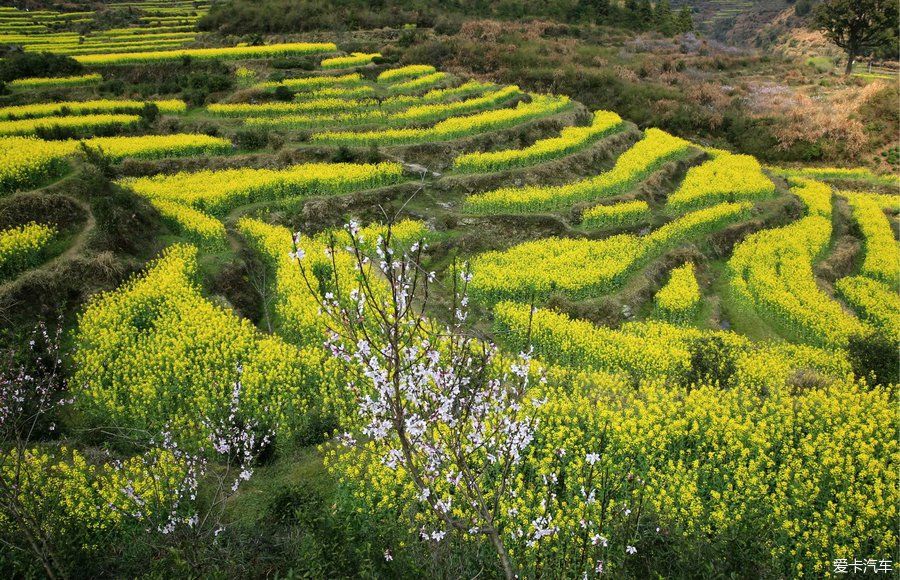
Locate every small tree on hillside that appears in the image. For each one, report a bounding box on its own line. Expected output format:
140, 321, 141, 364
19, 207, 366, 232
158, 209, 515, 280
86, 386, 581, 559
676, 6, 693, 33
813, 0, 898, 74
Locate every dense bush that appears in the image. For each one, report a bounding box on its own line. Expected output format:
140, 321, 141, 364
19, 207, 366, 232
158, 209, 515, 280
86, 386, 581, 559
0, 52, 82, 83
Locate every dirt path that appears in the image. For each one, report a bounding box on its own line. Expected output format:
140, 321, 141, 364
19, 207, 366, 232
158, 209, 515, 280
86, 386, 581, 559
0, 194, 96, 296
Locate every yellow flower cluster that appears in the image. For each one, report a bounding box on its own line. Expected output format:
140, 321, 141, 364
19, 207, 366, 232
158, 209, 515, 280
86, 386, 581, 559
0, 113, 141, 136
0, 446, 186, 552
325, 343, 889, 577
81, 133, 232, 160
6, 73, 102, 89
728, 179, 866, 346
655, 263, 701, 322
666, 151, 776, 212
148, 199, 226, 251
471, 202, 751, 304
73, 244, 328, 444
0, 136, 74, 193
385, 72, 450, 95
376, 64, 436, 84
453, 110, 625, 173
835, 276, 900, 340
73, 42, 337, 65
209, 98, 377, 117
844, 193, 898, 285
293, 85, 378, 100
0, 134, 232, 194
0, 99, 185, 120
243, 82, 505, 130
464, 128, 692, 214
119, 161, 405, 215
774, 166, 897, 187
320, 52, 381, 69
581, 199, 649, 229
840, 191, 900, 212
0, 221, 55, 277
253, 72, 364, 92
389, 85, 522, 123
311, 94, 572, 147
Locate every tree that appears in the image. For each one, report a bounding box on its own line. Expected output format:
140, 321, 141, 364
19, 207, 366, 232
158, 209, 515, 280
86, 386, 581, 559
638, 0, 655, 29
676, 5, 693, 33
814, 0, 899, 74
654, 0, 674, 35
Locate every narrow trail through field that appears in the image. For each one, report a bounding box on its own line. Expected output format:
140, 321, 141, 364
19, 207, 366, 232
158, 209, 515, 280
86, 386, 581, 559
0, 185, 96, 296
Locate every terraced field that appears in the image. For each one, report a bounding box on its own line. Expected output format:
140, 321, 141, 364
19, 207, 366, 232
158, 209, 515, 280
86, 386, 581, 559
0, 6, 897, 579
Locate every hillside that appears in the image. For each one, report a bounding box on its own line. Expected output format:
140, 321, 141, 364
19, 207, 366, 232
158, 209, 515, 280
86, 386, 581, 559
0, 2, 897, 578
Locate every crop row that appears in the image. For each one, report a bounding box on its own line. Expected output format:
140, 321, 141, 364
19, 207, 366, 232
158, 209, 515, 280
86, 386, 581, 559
835, 276, 899, 340
665, 151, 776, 212
6, 73, 103, 90
654, 262, 701, 323
253, 72, 364, 92
464, 128, 692, 214
580, 199, 649, 229
843, 193, 898, 285
241, 81, 500, 129
471, 201, 752, 304
0, 222, 56, 278
727, 178, 866, 347
310, 94, 572, 147
72, 244, 332, 446
376, 64, 436, 84
0, 114, 141, 137
73, 42, 337, 65
384, 72, 450, 95
119, 161, 406, 215
320, 52, 380, 69
452, 110, 625, 173
0, 134, 232, 194
0, 99, 185, 121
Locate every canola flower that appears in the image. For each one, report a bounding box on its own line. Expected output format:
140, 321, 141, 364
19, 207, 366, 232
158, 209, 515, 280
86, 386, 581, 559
0, 136, 75, 194
773, 166, 898, 187
464, 128, 692, 214
330, 303, 890, 577
320, 52, 380, 69
119, 161, 405, 215
148, 199, 227, 251
0, 221, 55, 277
581, 199, 649, 229
839, 191, 900, 213
376, 64, 436, 84
384, 72, 450, 95
843, 193, 898, 285
208, 98, 379, 117
727, 178, 866, 346
238, 217, 428, 350
453, 110, 625, 173
388, 85, 522, 123
73, 42, 337, 65
253, 72, 364, 92
243, 82, 505, 129
666, 152, 776, 212
6, 73, 102, 89
471, 202, 751, 304
835, 276, 900, 340
0, 446, 186, 553
0, 99, 185, 120
0, 134, 233, 194
311, 94, 572, 147
655, 263, 701, 323
0, 113, 141, 137
73, 244, 329, 446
